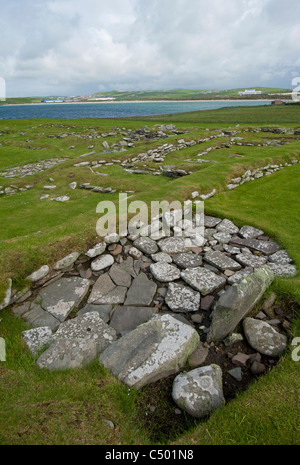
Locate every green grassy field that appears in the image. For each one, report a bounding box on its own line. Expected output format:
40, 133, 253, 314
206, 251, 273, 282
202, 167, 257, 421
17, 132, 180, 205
0, 105, 299, 445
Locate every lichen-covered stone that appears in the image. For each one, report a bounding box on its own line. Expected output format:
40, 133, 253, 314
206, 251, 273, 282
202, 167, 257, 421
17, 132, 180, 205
172, 365, 225, 418
99, 314, 200, 389
165, 282, 200, 312
22, 326, 53, 355
181, 267, 226, 296
243, 317, 287, 356
207, 265, 274, 342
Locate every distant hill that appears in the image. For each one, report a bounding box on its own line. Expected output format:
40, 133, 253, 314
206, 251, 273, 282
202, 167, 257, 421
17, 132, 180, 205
88, 87, 292, 101
0, 87, 292, 105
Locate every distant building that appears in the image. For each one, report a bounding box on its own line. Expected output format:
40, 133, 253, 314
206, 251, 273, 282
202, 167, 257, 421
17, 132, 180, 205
87, 97, 116, 101
238, 89, 262, 96
271, 100, 285, 105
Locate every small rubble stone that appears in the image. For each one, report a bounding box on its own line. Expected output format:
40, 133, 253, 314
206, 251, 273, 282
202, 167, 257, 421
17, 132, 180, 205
91, 254, 114, 272
54, 252, 80, 270
26, 265, 50, 283
86, 242, 106, 258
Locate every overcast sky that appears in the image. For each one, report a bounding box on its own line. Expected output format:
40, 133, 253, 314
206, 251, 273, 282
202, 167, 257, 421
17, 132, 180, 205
1, 0, 300, 97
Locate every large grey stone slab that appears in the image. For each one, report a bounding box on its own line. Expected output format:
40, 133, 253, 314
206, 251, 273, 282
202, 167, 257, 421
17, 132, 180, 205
172, 365, 224, 418
243, 318, 287, 356
181, 268, 226, 296
229, 237, 280, 255
109, 305, 156, 335
109, 263, 132, 287
124, 273, 157, 306
204, 250, 241, 271
37, 277, 90, 322
88, 273, 127, 305
207, 265, 274, 342
22, 303, 61, 331
172, 253, 203, 268
150, 262, 181, 282
53, 311, 117, 354
36, 338, 97, 370
158, 237, 191, 254
165, 282, 200, 312
22, 327, 53, 355
99, 314, 200, 389
133, 237, 158, 255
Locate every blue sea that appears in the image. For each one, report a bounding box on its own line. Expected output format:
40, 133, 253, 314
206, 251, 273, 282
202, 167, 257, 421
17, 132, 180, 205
0, 100, 273, 120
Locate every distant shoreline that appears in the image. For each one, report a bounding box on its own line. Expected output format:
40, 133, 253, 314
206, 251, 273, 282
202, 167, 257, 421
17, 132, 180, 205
0, 99, 282, 107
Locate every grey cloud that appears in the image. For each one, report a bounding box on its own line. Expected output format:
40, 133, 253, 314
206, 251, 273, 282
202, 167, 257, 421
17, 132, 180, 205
0, 0, 300, 96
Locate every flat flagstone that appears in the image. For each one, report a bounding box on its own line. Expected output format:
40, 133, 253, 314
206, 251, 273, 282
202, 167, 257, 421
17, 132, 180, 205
109, 263, 132, 287
229, 237, 280, 255
181, 267, 226, 296
22, 327, 53, 355
88, 273, 127, 305
109, 305, 156, 335
91, 254, 114, 272
53, 311, 117, 354
165, 282, 200, 312
36, 338, 98, 370
124, 273, 157, 306
150, 262, 181, 282
172, 253, 203, 268
22, 303, 61, 331
235, 253, 267, 268
36, 277, 90, 322
204, 250, 241, 271
99, 313, 200, 389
